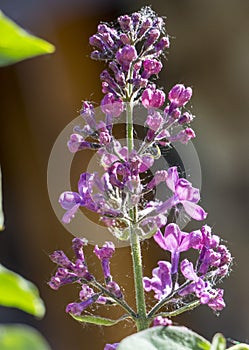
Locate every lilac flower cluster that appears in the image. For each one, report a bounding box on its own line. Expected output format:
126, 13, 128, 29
89, 7, 169, 98
49, 238, 122, 316
59, 163, 206, 239
144, 224, 232, 312
49, 7, 233, 349
59, 8, 198, 235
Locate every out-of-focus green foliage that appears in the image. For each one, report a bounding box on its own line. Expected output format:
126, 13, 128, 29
0, 325, 51, 350
0, 10, 55, 66
0, 264, 45, 318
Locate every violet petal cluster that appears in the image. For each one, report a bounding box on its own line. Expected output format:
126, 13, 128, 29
52, 6, 232, 330
89, 7, 169, 100
48, 239, 122, 316
143, 224, 232, 312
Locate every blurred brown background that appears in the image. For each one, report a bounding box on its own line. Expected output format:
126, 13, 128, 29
0, 0, 249, 349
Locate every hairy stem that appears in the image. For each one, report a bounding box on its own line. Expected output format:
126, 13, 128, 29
90, 279, 137, 319
126, 100, 150, 331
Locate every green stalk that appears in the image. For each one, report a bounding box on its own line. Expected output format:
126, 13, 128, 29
126, 99, 150, 331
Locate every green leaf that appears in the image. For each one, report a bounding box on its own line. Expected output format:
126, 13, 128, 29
0, 10, 55, 66
0, 324, 51, 350
70, 313, 130, 326
117, 326, 211, 350
211, 334, 226, 350
0, 167, 4, 230
0, 264, 45, 318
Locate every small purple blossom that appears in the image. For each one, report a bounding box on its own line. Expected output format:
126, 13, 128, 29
142, 59, 162, 78
80, 101, 97, 130
178, 112, 194, 125
94, 242, 115, 281
168, 128, 196, 144
154, 224, 193, 274
168, 84, 192, 108
66, 298, 95, 316
156, 167, 207, 221
79, 284, 107, 304
106, 281, 123, 299
142, 86, 165, 109
145, 111, 164, 132
67, 134, 94, 153
153, 316, 172, 327
143, 261, 172, 300
179, 257, 227, 311
104, 343, 119, 350
101, 93, 124, 119
48, 239, 93, 290
59, 172, 123, 225
116, 45, 137, 71
147, 170, 168, 190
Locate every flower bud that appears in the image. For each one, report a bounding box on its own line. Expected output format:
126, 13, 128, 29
168, 84, 192, 107
116, 45, 137, 71
142, 86, 165, 108
118, 15, 132, 31
101, 93, 124, 118
142, 59, 162, 78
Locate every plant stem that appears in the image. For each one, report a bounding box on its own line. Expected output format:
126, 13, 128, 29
126, 100, 150, 331
92, 279, 137, 319
129, 222, 150, 330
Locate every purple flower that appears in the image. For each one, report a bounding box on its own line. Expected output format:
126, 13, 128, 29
142, 86, 165, 109
142, 59, 162, 79
143, 261, 172, 300
94, 242, 115, 281
168, 128, 196, 144
79, 284, 107, 304
144, 28, 160, 48
178, 112, 194, 125
153, 316, 172, 327
72, 237, 87, 261
106, 281, 123, 299
66, 296, 97, 316
101, 93, 124, 119
190, 225, 232, 275
168, 84, 192, 107
48, 238, 93, 290
156, 167, 207, 221
205, 288, 225, 311
80, 101, 97, 130
116, 45, 137, 71
104, 343, 119, 350
59, 172, 123, 224
154, 224, 193, 274
67, 134, 93, 153
145, 111, 164, 132
94, 241, 115, 260
48, 268, 79, 290
179, 259, 226, 311
99, 141, 154, 173
147, 170, 168, 190
118, 14, 132, 31
49, 251, 74, 270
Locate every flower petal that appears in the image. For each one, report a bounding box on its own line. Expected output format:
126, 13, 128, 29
62, 204, 80, 224
166, 167, 179, 192
182, 201, 207, 220
180, 259, 198, 281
